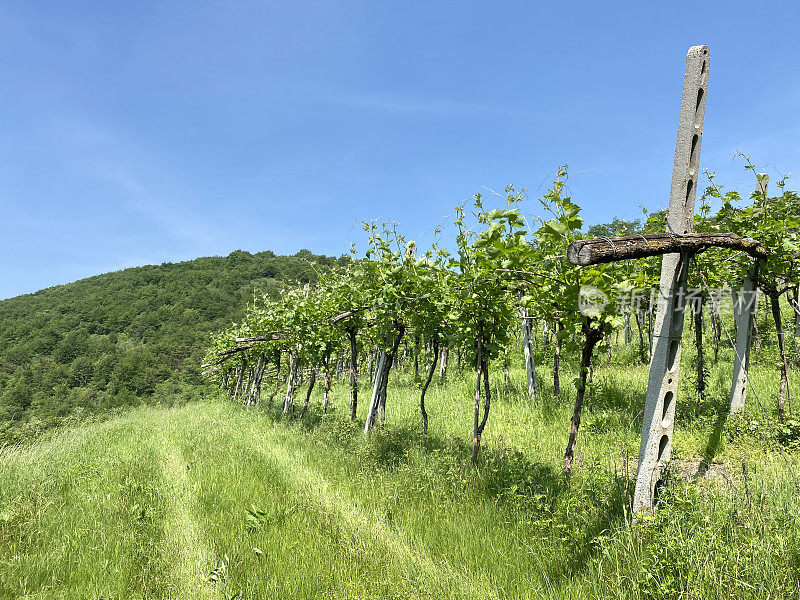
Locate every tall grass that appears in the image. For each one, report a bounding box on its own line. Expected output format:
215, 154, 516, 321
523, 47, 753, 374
1, 346, 799, 598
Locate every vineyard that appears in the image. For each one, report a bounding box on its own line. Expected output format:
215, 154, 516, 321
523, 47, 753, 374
207, 46, 800, 521
206, 155, 799, 490
3, 42, 800, 599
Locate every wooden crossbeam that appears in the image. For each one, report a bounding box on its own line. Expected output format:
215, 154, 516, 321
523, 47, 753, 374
216, 345, 253, 357
331, 305, 370, 324
235, 333, 285, 343
567, 232, 767, 266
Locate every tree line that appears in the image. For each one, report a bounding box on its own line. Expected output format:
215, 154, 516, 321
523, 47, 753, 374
0, 249, 347, 443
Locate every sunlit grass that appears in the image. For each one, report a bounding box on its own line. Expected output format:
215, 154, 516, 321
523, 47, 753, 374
1, 342, 800, 598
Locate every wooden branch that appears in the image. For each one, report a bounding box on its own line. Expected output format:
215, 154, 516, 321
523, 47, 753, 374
331, 305, 370, 324
216, 345, 253, 357
202, 358, 222, 368
567, 232, 768, 266
235, 332, 285, 343
204, 364, 278, 378
205, 344, 280, 367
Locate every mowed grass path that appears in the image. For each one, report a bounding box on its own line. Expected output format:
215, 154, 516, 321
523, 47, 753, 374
2, 350, 800, 598
0, 401, 507, 599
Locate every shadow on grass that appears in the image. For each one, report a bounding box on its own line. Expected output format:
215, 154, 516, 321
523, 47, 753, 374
241, 397, 637, 584
285, 405, 572, 506
589, 375, 645, 414
538, 472, 634, 586
249, 400, 334, 432
332, 420, 574, 520
675, 387, 731, 430
492, 378, 536, 405
696, 405, 729, 478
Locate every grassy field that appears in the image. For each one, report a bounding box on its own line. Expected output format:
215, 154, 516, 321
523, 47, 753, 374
2, 346, 800, 599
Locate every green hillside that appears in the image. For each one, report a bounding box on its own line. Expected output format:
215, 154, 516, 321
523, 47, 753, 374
1, 356, 799, 599
0, 249, 347, 443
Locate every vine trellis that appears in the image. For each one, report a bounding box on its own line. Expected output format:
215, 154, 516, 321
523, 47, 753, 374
205, 45, 799, 515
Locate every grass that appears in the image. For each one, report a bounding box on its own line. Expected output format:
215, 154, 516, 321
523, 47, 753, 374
1, 340, 800, 599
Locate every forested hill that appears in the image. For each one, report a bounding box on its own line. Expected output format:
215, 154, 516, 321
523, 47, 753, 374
0, 249, 347, 443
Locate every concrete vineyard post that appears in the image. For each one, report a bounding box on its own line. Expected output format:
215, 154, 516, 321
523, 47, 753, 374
364, 351, 386, 433
520, 306, 538, 401
729, 175, 766, 414
633, 45, 709, 515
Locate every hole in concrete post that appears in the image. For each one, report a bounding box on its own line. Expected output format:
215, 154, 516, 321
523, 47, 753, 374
658, 434, 669, 461
690, 134, 698, 163
686, 178, 694, 202
667, 340, 679, 371
662, 391, 674, 426
701, 60, 706, 74
695, 88, 704, 111
672, 296, 685, 331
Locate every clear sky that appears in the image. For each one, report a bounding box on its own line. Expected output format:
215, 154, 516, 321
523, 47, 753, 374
2, 1, 798, 299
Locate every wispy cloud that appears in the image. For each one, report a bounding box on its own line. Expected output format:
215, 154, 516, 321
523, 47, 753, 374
322, 89, 528, 118
48, 116, 227, 248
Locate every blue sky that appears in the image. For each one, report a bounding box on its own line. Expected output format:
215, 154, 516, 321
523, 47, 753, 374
1, 1, 798, 299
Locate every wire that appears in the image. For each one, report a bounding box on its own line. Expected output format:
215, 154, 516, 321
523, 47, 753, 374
600, 236, 618, 257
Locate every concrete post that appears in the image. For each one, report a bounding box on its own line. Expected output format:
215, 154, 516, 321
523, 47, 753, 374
633, 45, 709, 515
756, 172, 769, 211
364, 351, 386, 433
729, 176, 766, 414
729, 276, 758, 413
520, 306, 538, 401
794, 279, 800, 350
624, 314, 632, 345
283, 352, 299, 413
755, 173, 769, 210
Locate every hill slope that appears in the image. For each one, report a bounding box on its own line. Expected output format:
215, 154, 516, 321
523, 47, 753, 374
0, 249, 346, 443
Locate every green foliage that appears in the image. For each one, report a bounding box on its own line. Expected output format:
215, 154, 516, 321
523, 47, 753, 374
586, 217, 642, 238
701, 156, 800, 293
523, 167, 620, 349
0, 249, 346, 442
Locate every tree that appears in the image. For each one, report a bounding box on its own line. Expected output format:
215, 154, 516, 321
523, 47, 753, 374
586, 217, 642, 238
